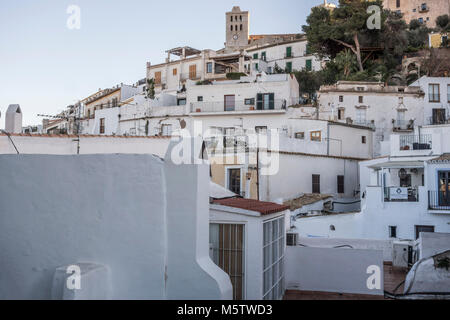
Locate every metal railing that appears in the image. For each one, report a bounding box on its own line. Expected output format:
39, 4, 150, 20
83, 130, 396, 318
399, 134, 432, 151
393, 120, 413, 131
180, 73, 201, 81
353, 120, 375, 129
427, 116, 450, 125
428, 191, 450, 210
191, 99, 291, 113
384, 187, 419, 202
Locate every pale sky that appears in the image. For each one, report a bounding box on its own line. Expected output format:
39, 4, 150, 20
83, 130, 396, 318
0, 0, 326, 127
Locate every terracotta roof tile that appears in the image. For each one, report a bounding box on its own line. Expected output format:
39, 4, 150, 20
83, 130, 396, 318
212, 197, 289, 215
429, 153, 450, 163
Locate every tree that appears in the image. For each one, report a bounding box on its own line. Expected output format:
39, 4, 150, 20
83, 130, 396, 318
436, 14, 450, 32
145, 78, 155, 100
334, 49, 358, 78
303, 0, 384, 72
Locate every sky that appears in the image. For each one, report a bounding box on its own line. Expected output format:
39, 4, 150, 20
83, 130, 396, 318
0, 0, 326, 127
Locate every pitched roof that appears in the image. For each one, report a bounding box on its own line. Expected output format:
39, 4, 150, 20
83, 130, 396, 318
212, 197, 289, 215
428, 153, 450, 163
284, 194, 333, 211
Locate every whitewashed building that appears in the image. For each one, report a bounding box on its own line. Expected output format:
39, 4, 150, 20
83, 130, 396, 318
315, 81, 425, 157
409, 76, 450, 126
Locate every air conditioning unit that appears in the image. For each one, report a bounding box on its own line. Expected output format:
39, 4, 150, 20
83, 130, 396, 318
286, 232, 298, 246
392, 240, 413, 268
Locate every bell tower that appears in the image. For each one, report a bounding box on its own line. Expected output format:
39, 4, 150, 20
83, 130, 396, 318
225, 7, 249, 51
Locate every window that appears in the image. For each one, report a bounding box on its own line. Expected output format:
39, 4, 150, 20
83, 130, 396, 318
415, 225, 434, 239
255, 63, 259, 71
338, 108, 344, 120
312, 174, 320, 193
389, 226, 397, 238
172, 68, 177, 76
295, 132, 305, 139
418, 17, 423, 23
362, 136, 366, 144
231, 16, 233, 22
240, 24, 243, 31
339, 96, 344, 103
263, 216, 285, 300
337, 175, 344, 194
255, 126, 268, 134
177, 98, 186, 106
224, 95, 236, 111
286, 62, 292, 73
396, 0, 400, 8
189, 65, 197, 79
261, 52, 266, 61
154, 71, 162, 85
197, 96, 203, 102
256, 93, 275, 110
355, 108, 367, 124
161, 124, 172, 136
429, 84, 440, 102
306, 59, 312, 71
206, 62, 213, 73
253, 53, 258, 59
244, 98, 255, 105
209, 223, 245, 300
358, 96, 364, 103
448, 84, 450, 103
286, 47, 292, 58
112, 98, 118, 108
310, 131, 321, 142
356, 87, 365, 91
227, 168, 241, 195
99, 118, 105, 134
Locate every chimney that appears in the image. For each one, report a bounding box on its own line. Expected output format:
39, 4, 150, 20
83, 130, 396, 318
5, 104, 22, 133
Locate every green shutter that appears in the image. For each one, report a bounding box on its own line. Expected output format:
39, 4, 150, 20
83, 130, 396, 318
306, 59, 312, 71
269, 93, 275, 110
253, 53, 258, 59
286, 47, 292, 57
262, 52, 266, 61
286, 62, 292, 73
257, 93, 263, 110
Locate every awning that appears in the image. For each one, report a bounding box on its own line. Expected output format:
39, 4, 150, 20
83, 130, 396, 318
369, 160, 424, 169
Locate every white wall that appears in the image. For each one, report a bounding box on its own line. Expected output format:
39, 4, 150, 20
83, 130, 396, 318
285, 246, 384, 295
0, 153, 232, 299
0, 134, 170, 157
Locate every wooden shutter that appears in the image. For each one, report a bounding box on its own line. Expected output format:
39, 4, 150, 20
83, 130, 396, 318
286, 47, 292, 57
269, 93, 275, 110
189, 65, 197, 79
155, 71, 161, 84
256, 93, 263, 110
312, 175, 320, 194
306, 59, 312, 71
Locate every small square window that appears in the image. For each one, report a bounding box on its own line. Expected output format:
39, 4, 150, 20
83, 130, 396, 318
295, 132, 305, 139
362, 136, 366, 144
197, 96, 203, 102
339, 96, 344, 102
310, 131, 321, 142
244, 98, 255, 105
359, 96, 364, 103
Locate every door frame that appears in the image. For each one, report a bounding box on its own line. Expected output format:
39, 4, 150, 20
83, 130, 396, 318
224, 95, 236, 111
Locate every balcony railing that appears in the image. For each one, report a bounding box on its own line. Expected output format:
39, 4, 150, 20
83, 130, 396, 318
353, 120, 375, 129
427, 116, 450, 125
399, 134, 432, 151
428, 191, 450, 210
393, 120, 414, 131
180, 73, 201, 81
384, 187, 419, 202
191, 99, 290, 113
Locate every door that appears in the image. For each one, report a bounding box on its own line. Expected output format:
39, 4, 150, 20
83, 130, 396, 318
438, 171, 450, 206
189, 65, 197, 79
415, 225, 435, 239
256, 93, 275, 110
228, 168, 241, 195
432, 108, 446, 124
224, 95, 235, 111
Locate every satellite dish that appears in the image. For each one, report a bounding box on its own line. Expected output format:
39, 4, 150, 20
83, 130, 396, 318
398, 168, 408, 179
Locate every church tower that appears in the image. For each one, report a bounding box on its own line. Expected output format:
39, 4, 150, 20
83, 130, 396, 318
225, 7, 249, 51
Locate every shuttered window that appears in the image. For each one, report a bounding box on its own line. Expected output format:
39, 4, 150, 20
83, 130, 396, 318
257, 93, 275, 110
154, 71, 162, 85
306, 59, 312, 71
337, 175, 344, 194
189, 65, 197, 79
312, 174, 320, 194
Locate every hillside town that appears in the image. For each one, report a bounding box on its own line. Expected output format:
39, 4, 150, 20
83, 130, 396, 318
1, 1, 449, 302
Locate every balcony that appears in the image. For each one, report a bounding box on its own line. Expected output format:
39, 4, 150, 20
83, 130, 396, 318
419, 5, 429, 13
190, 99, 289, 114
353, 120, 375, 129
180, 73, 201, 81
399, 134, 432, 151
427, 116, 450, 125
384, 187, 419, 202
393, 120, 414, 131
428, 191, 450, 210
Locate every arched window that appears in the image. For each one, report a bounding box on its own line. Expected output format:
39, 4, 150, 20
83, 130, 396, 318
240, 24, 243, 31
231, 16, 233, 22
240, 15, 242, 21
231, 25, 233, 31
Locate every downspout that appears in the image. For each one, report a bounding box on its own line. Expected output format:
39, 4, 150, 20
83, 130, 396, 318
327, 122, 330, 156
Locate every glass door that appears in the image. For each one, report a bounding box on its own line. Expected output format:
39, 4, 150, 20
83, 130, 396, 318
224, 95, 235, 111
438, 171, 450, 206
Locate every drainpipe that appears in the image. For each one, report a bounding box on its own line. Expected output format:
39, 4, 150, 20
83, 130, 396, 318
256, 146, 260, 201
327, 122, 330, 156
